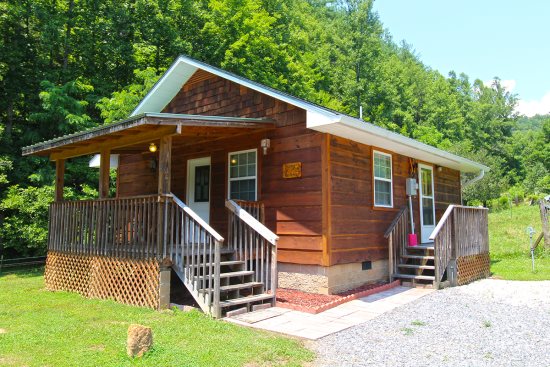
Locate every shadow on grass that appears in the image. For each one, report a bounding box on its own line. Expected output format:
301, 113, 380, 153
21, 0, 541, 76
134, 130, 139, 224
0, 266, 44, 279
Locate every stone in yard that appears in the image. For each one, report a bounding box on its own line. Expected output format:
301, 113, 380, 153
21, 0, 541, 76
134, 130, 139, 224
0, 328, 6, 334
126, 324, 153, 358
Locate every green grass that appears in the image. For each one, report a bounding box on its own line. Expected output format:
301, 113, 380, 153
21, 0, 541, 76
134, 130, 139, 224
0, 269, 313, 367
489, 204, 550, 280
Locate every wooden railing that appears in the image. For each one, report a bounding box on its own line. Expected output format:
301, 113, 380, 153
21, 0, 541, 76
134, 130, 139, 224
429, 205, 489, 283
48, 195, 161, 259
383, 206, 409, 281
234, 200, 265, 223
168, 194, 224, 317
226, 199, 278, 301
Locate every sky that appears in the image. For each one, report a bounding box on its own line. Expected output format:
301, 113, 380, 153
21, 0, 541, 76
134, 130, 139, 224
373, 0, 550, 117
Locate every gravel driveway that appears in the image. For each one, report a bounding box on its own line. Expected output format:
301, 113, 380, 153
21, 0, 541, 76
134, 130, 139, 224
313, 279, 550, 367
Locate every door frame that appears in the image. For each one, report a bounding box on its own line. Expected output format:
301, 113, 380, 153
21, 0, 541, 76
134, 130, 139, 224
186, 156, 211, 223
418, 163, 436, 243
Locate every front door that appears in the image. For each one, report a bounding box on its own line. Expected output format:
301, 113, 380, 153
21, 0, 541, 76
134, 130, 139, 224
187, 157, 211, 223
418, 164, 436, 243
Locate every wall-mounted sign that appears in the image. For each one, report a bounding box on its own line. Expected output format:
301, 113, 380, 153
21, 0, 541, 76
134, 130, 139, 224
282, 162, 302, 179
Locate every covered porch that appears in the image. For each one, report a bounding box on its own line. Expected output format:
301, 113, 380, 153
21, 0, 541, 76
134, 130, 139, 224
23, 113, 279, 318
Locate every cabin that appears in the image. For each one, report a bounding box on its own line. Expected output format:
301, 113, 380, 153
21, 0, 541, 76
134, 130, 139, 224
23, 56, 491, 318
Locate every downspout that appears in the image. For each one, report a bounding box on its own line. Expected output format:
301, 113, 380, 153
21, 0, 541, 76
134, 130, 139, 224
463, 168, 485, 187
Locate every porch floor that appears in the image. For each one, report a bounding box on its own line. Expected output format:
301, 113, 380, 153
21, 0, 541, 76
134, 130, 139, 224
225, 286, 433, 340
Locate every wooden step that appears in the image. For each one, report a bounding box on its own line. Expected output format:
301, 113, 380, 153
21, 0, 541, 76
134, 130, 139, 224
393, 273, 435, 281
407, 244, 434, 250
219, 270, 254, 279
220, 293, 274, 308
398, 264, 435, 270
402, 255, 435, 260
189, 260, 245, 269
198, 282, 263, 294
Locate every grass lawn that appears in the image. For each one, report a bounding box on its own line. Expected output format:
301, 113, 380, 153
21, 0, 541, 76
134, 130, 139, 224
489, 203, 550, 280
0, 269, 313, 367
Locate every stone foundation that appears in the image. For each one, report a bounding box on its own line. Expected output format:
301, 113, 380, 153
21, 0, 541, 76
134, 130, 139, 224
278, 260, 389, 295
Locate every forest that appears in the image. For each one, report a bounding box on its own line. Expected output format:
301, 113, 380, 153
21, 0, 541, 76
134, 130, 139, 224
0, 0, 549, 257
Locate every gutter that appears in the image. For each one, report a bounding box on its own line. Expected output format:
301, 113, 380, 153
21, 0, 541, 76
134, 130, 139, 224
462, 168, 485, 187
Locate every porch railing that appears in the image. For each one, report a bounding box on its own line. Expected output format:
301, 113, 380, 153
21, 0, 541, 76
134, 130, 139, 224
48, 195, 161, 259
429, 205, 489, 283
384, 206, 409, 281
226, 199, 278, 301
233, 200, 265, 223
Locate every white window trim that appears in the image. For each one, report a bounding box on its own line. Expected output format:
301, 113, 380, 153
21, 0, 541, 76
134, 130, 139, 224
373, 150, 393, 208
227, 148, 258, 201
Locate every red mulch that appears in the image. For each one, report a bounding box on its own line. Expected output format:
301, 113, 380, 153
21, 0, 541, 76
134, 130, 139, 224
276, 282, 387, 309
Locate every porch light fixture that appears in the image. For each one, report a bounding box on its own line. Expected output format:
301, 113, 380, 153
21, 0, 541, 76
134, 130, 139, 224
261, 138, 270, 155
149, 143, 157, 153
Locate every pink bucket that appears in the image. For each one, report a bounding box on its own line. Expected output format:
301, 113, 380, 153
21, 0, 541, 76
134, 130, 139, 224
408, 233, 418, 247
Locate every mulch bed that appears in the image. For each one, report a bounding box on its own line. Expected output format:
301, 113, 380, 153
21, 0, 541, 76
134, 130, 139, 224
275, 280, 401, 314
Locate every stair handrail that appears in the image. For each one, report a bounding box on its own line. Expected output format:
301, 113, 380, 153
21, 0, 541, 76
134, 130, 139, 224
226, 200, 278, 245
226, 199, 278, 305
384, 206, 409, 281
168, 193, 224, 318
428, 204, 456, 241
170, 194, 224, 242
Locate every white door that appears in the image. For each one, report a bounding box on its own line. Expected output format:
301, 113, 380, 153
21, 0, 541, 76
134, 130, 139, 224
418, 164, 436, 243
187, 157, 211, 223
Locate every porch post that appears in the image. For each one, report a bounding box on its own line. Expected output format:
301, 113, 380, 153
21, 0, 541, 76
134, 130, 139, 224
157, 136, 172, 305
99, 149, 110, 199
55, 159, 65, 202
158, 136, 172, 195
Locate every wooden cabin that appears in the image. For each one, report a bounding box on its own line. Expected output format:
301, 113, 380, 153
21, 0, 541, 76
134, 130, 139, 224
23, 56, 490, 317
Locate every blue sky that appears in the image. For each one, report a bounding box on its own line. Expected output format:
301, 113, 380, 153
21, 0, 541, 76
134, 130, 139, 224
373, 0, 550, 116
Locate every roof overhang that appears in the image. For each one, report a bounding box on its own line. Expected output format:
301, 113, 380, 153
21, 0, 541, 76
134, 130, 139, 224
131, 55, 489, 175
306, 111, 489, 173
22, 112, 275, 160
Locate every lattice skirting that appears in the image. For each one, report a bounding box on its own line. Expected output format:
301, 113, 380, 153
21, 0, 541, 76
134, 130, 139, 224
456, 253, 490, 286
45, 251, 160, 309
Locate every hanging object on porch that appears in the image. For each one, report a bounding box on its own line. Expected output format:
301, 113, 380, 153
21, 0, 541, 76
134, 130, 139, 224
406, 177, 418, 246
148, 143, 157, 153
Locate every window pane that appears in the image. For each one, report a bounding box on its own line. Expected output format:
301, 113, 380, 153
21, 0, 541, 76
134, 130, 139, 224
422, 198, 434, 225
421, 168, 432, 196
229, 179, 256, 200
374, 180, 391, 206
374, 153, 391, 179
194, 165, 210, 202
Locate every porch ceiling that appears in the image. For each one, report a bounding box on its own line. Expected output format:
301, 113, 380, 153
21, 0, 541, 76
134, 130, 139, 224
22, 113, 275, 160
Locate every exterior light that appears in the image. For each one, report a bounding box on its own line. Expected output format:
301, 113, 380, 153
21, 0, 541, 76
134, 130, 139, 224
261, 138, 270, 155
149, 143, 157, 153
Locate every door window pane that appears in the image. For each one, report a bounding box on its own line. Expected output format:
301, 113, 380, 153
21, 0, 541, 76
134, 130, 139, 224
194, 165, 210, 202
422, 198, 435, 225
421, 168, 433, 196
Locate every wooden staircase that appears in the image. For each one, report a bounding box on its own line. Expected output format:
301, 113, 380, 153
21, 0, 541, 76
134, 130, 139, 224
167, 195, 277, 318
393, 244, 436, 286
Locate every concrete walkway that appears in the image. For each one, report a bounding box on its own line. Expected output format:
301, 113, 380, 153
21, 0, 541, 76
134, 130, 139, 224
226, 286, 433, 340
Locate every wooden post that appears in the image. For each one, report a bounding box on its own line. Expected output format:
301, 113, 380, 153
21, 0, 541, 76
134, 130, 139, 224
99, 149, 110, 199
540, 200, 550, 247
55, 159, 65, 202
157, 136, 172, 259
158, 136, 172, 195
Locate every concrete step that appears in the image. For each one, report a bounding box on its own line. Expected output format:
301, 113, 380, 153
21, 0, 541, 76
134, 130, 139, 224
393, 273, 435, 281
220, 293, 274, 308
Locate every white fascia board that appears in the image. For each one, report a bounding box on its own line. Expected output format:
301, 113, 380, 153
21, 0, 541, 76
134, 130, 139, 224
308, 114, 489, 173
131, 61, 198, 116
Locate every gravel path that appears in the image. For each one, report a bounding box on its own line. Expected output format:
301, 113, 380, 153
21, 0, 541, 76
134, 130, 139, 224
313, 280, 550, 367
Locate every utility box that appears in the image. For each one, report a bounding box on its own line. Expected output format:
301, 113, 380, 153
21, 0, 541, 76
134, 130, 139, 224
406, 178, 418, 196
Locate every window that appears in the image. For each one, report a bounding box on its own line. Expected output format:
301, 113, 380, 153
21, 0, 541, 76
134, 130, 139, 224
228, 149, 257, 201
373, 151, 393, 207
194, 165, 210, 202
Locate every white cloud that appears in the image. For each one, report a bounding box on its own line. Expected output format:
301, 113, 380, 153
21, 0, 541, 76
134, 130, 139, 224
483, 79, 517, 93
516, 91, 550, 117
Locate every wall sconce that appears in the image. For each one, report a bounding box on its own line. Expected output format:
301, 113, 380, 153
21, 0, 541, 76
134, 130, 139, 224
261, 138, 270, 155
149, 143, 157, 153
436, 166, 443, 172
